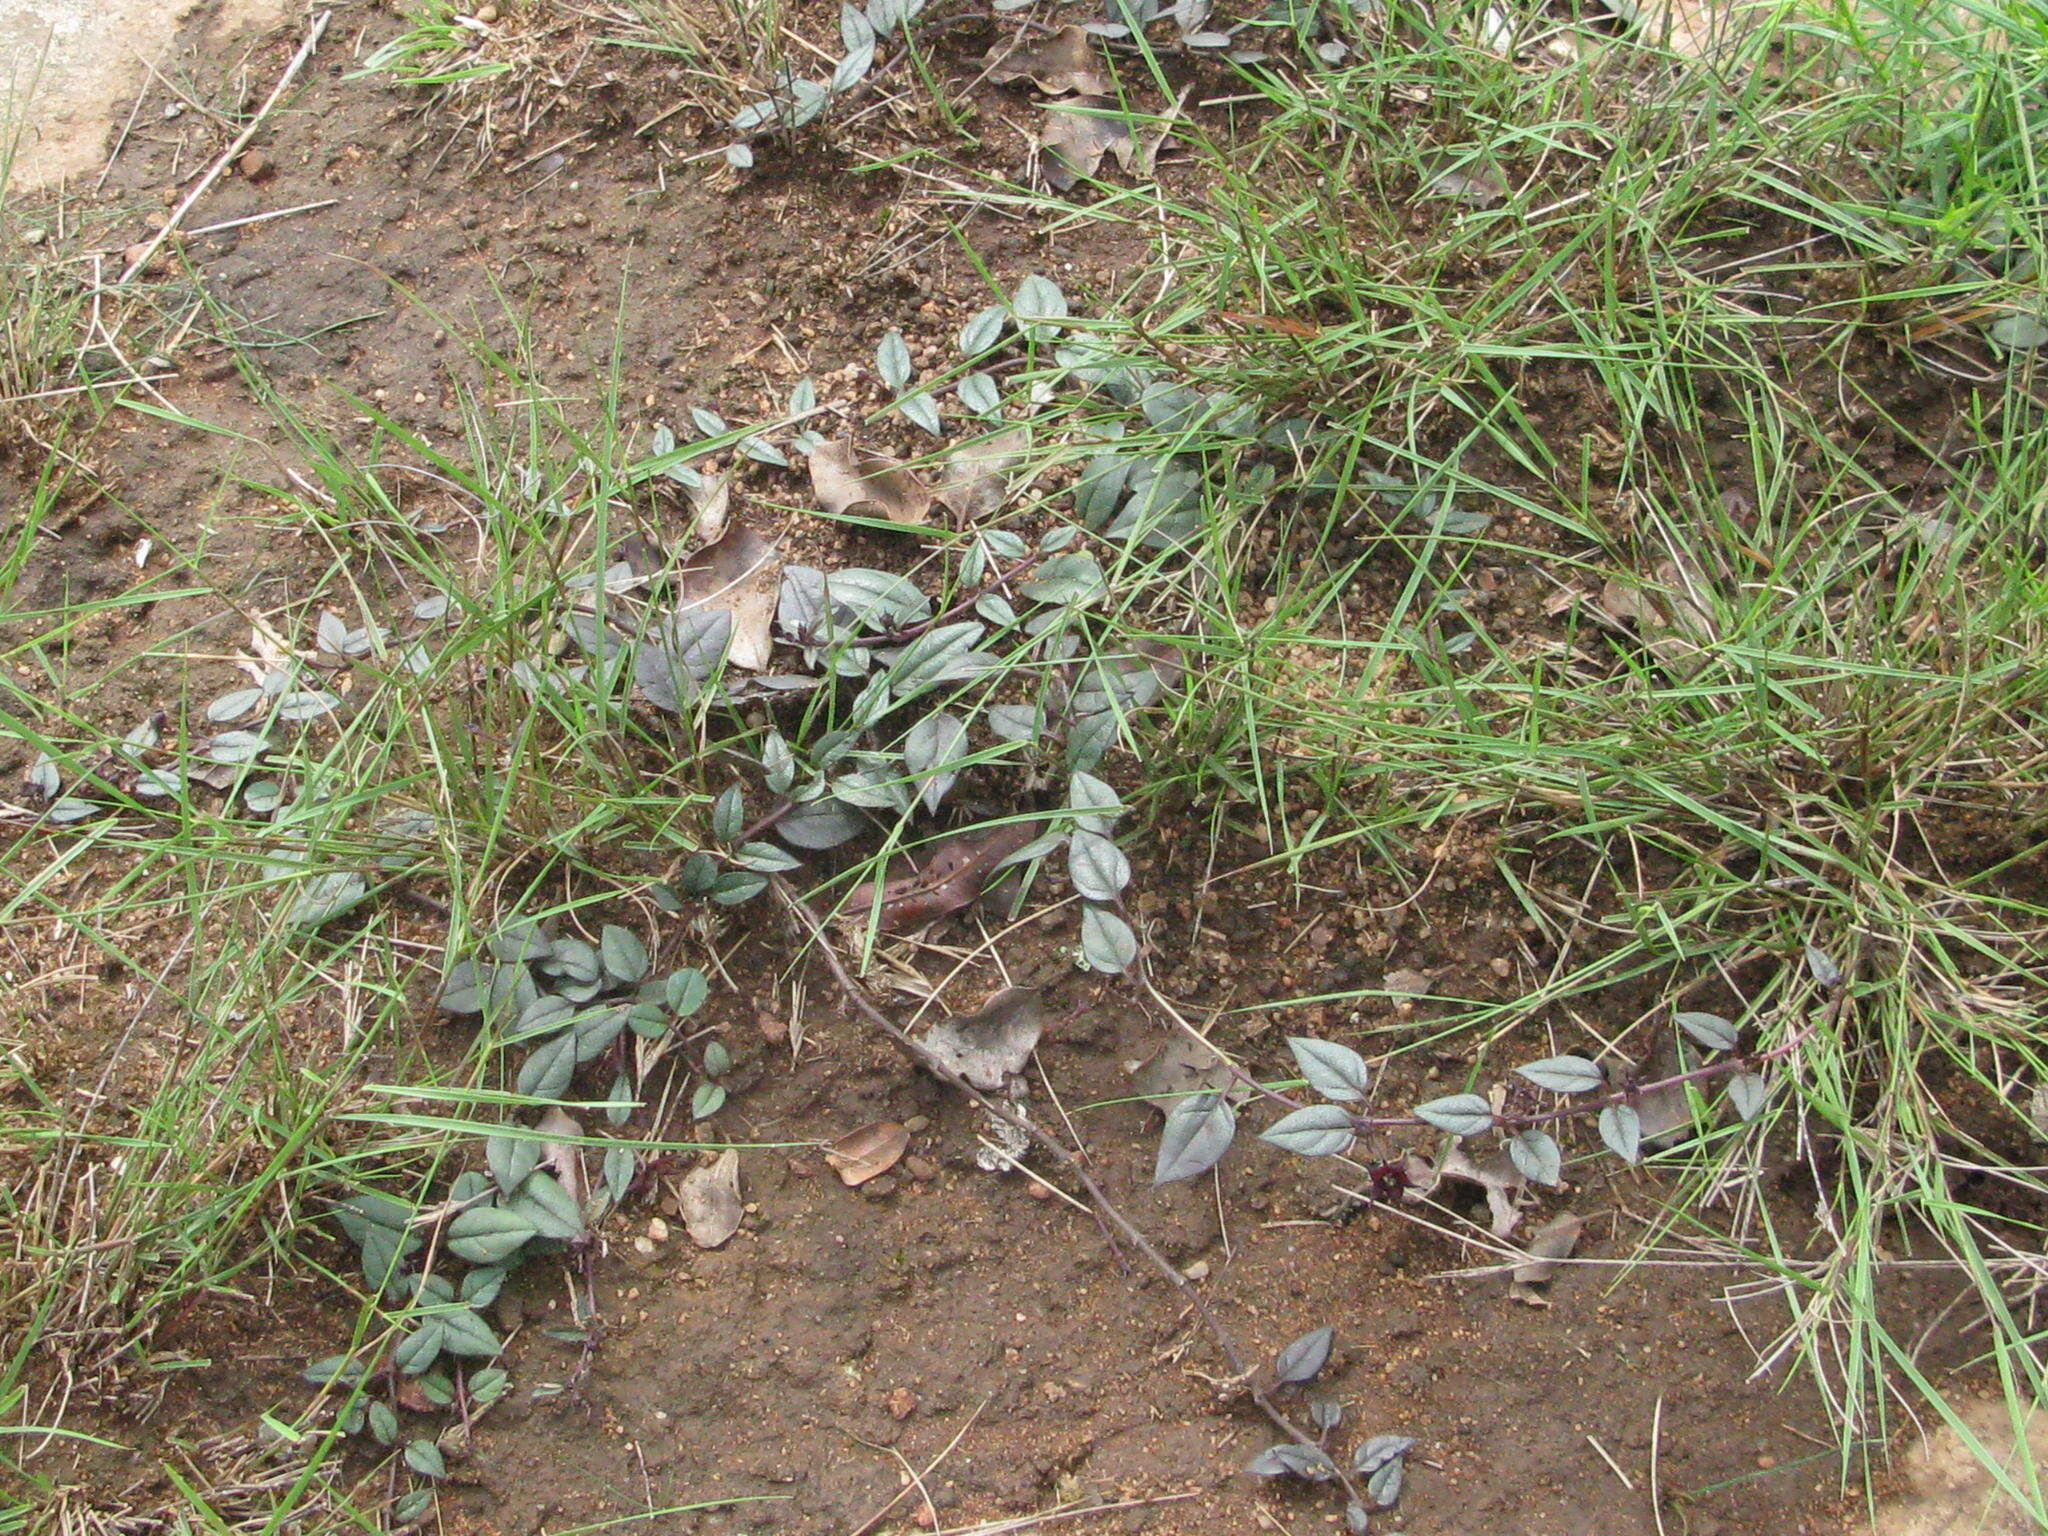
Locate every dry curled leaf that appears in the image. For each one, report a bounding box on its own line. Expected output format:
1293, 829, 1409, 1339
843, 820, 1045, 933
1602, 0, 1747, 56
935, 428, 1030, 523
1419, 150, 1508, 206
1597, 555, 1716, 674
674, 524, 780, 671
1509, 1211, 1584, 1304
675, 1149, 743, 1248
1037, 96, 1133, 192
985, 24, 1114, 95
1129, 1035, 1236, 1114
808, 439, 932, 526
537, 1106, 586, 1211
826, 1121, 910, 1187
1405, 1147, 1525, 1237
1383, 968, 1434, 997
920, 987, 1046, 1090
690, 472, 731, 546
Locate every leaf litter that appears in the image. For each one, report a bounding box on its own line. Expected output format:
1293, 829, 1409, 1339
842, 820, 1047, 932
675, 1150, 743, 1248
674, 524, 780, 672
1128, 1034, 1240, 1113
985, 24, 1115, 95
1509, 1212, 1584, 1305
934, 427, 1031, 523
1038, 97, 1135, 191
826, 1121, 911, 1186
807, 439, 934, 526
919, 987, 1046, 1090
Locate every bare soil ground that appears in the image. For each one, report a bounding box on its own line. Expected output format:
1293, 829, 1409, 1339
3, 4, 2041, 1535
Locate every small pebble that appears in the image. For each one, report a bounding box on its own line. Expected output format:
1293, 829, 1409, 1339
632, 1235, 656, 1256
1024, 1180, 1053, 1202
1182, 1259, 1211, 1282
569, 211, 588, 228
237, 150, 275, 183
902, 1114, 930, 1133
647, 1217, 670, 1243
903, 1155, 940, 1182
20, 227, 47, 247
162, 102, 183, 121
1755, 1454, 1777, 1470
861, 1175, 899, 1200
474, 2, 499, 18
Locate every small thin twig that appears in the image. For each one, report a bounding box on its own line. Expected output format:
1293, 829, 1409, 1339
178, 200, 341, 240
929, 1492, 1198, 1536
118, 10, 332, 285
846, 1399, 986, 1536
1587, 1433, 1636, 1491
770, 877, 1370, 1512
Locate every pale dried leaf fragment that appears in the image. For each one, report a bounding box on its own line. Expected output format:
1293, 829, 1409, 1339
920, 987, 1046, 1090
536, 1107, 587, 1211
1603, 0, 1750, 56
1404, 1147, 1525, 1236
842, 821, 1045, 932
1129, 1035, 1237, 1113
826, 1121, 911, 1186
935, 428, 1031, 522
690, 472, 732, 545
1037, 96, 1134, 191
985, 24, 1114, 94
1509, 1211, 1584, 1305
674, 524, 780, 672
808, 439, 933, 526
1598, 556, 1716, 673
675, 1150, 743, 1248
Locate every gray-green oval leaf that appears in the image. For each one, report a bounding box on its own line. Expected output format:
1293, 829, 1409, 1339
1154, 1090, 1235, 1183
1287, 1037, 1369, 1102
1674, 1011, 1739, 1052
1067, 830, 1130, 902
1411, 1093, 1493, 1137
1259, 1103, 1354, 1157
1506, 1127, 1562, 1186
1079, 904, 1138, 973
1599, 1103, 1643, 1164
1515, 1055, 1604, 1095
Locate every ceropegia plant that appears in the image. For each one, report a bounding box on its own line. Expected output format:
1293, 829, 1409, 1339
1241, 1321, 1423, 1531
1155, 968, 1810, 1196
721, 0, 932, 166
301, 913, 720, 1515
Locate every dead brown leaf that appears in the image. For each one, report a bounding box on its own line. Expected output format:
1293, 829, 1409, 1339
536, 1106, 586, 1210
808, 439, 933, 526
1598, 556, 1716, 673
1605, 0, 1745, 56
920, 987, 1046, 1090
826, 1121, 910, 1187
985, 24, 1114, 95
1129, 1035, 1237, 1114
1037, 96, 1133, 192
934, 427, 1030, 523
1384, 968, 1435, 998
843, 820, 1045, 933
1509, 1211, 1584, 1304
679, 524, 779, 671
690, 471, 731, 546
1405, 1147, 1525, 1237
674, 1149, 743, 1248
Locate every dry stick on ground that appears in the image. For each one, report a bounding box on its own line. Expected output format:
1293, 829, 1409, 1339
770, 876, 1372, 1513
117, 9, 333, 286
